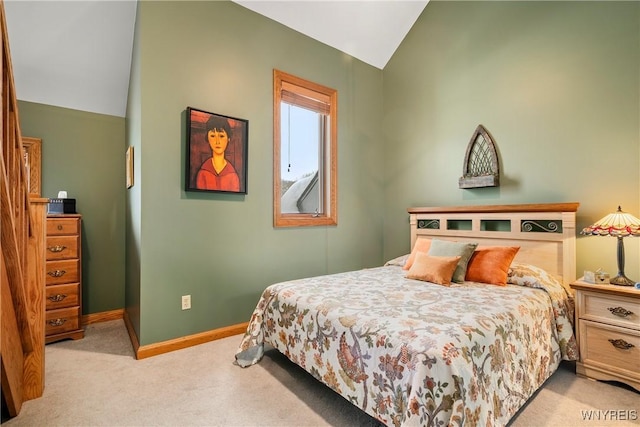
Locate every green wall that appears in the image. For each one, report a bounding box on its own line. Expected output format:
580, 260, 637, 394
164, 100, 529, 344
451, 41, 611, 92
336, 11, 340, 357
125, 2, 142, 338
18, 1, 640, 348
18, 101, 126, 315
383, 1, 640, 280
128, 1, 384, 345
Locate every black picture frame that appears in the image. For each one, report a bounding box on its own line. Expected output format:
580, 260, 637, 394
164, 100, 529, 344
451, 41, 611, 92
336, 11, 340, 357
186, 107, 248, 194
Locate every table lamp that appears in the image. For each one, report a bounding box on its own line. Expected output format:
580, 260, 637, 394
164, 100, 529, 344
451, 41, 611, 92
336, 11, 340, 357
581, 206, 640, 286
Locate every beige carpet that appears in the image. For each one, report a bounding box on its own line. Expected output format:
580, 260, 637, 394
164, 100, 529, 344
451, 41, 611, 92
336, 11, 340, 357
3, 319, 639, 427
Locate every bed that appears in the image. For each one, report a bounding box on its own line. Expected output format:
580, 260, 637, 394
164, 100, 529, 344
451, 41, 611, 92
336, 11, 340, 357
236, 203, 580, 426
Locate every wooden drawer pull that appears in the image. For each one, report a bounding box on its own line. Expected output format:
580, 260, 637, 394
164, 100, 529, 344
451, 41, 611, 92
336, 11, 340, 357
48, 318, 67, 327
47, 294, 67, 302
47, 270, 67, 278
608, 306, 634, 318
608, 338, 635, 350
47, 245, 67, 253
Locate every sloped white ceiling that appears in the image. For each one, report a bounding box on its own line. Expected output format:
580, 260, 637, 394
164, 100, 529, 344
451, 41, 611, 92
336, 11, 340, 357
4, 0, 137, 117
232, 1, 428, 70
4, 0, 427, 118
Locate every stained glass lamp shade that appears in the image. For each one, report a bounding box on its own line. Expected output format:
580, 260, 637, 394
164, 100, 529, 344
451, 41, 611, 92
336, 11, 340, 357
581, 206, 640, 286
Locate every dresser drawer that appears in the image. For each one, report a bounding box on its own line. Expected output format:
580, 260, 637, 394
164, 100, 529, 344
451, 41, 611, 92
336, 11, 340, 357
45, 307, 80, 336
579, 320, 640, 377
47, 217, 80, 236
45, 259, 79, 285
45, 283, 80, 310
45, 235, 79, 260
579, 290, 640, 331
45, 215, 84, 343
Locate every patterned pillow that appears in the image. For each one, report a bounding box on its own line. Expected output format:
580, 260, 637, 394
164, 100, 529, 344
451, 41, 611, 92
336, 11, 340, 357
384, 254, 409, 267
405, 252, 461, 286
427, 239, 478, 283
508, 262, 560, 289
507, 262, 576, 326
508, 262, 578, 360
465, 246, 520, 286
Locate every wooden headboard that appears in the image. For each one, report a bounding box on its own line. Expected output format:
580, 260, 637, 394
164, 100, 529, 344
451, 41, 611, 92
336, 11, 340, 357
408, 203, 579, 285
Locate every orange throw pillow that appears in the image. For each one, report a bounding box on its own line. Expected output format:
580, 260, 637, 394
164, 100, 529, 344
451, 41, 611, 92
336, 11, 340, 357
403, 238, 432, 270
465, 246, 520, 286
406, 253, 461, 286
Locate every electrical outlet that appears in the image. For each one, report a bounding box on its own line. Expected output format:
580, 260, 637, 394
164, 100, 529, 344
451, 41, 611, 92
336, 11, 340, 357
181, 295, 191, 310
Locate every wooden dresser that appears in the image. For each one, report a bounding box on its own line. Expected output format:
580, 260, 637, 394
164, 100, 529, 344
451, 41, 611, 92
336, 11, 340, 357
570, 279, 640, 391
45, 214, 84, 343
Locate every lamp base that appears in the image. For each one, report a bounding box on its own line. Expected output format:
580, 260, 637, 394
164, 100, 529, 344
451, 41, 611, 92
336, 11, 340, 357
609, 275, 635, 286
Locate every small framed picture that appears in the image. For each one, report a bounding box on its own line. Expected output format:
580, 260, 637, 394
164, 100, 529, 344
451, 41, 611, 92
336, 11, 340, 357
126, 146, 134, 189
186, 107, 248, 194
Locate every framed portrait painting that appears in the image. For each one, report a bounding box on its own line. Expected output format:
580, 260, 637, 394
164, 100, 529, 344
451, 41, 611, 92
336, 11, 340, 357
186, 107, 248, 194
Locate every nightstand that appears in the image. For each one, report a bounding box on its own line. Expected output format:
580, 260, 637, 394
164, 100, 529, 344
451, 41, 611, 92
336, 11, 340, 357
570, 279, 639, 392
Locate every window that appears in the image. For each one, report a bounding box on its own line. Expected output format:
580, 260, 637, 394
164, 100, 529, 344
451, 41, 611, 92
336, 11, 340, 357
273, 70, 337, 227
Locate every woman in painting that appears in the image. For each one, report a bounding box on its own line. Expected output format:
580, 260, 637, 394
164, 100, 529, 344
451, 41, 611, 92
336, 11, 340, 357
196, 115, 240, 191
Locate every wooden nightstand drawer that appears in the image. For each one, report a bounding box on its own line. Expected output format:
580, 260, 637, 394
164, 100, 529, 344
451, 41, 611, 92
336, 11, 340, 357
45, 235, 79, 260
47, 217, 80, 235
45, 259, 79, 285
579, 320, 640, 377
571, 280, 640, 391
45, 307, 80, 336
45, 283, 80, 310
579, 290, 640, 331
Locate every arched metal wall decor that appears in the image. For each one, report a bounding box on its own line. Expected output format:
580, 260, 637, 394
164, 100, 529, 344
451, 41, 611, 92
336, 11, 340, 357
458, 124, 500, 189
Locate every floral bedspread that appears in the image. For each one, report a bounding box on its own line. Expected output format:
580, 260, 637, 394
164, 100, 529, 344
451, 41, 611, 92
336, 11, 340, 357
235, 263, 578, 427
